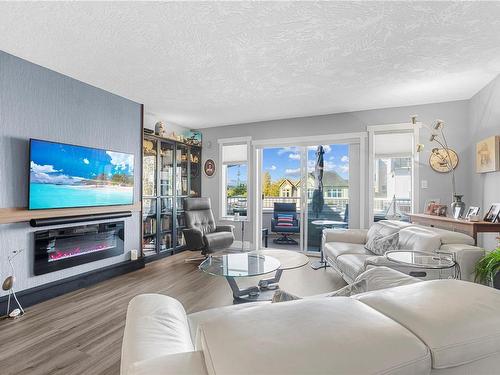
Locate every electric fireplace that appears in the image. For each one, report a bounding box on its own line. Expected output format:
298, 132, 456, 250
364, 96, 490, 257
34, 221, 125, 275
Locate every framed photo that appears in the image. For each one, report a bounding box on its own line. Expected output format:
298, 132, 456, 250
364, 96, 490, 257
465, 206, 480, 219
436, 204, 448, 217
424, 199, 440, 215
484, 203, 500, 222
203, 159, 216, 177
476, 136, 500, 173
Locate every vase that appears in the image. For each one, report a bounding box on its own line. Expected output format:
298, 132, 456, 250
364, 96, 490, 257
451, 194, 466, 218
494, 272, 500, 290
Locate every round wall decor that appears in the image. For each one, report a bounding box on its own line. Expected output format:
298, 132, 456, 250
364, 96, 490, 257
429, 148, 459, 173
204, 159, 216, 177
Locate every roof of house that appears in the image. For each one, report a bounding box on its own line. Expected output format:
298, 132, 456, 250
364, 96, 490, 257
279, 171, 348, 188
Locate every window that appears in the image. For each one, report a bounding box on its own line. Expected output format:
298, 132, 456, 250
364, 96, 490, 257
370, 129, 415, 222
220, 140, 250, 218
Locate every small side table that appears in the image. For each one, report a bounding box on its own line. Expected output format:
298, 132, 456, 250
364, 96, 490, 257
385, 250, 459, 279
310, 220, 347, 270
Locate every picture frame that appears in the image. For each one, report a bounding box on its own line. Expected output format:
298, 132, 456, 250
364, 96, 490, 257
465, 206, 480, 220
203, 159, 216, 177
424, 199, 440, 215
484, 203, 500, 223
476, 136, 500, 173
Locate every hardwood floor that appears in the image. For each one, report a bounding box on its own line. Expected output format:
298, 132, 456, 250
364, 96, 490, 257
0, 251, 345, 375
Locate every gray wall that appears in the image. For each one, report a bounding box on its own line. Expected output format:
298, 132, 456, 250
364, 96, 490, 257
469, 74, 500, 249
0, 51, 142, 296
201, 100, 472, 248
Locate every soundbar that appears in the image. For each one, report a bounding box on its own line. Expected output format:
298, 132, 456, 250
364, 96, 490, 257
29, 211, 132, 227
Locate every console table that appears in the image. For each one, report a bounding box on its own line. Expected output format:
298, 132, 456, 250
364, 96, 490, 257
408, 213, 500, 245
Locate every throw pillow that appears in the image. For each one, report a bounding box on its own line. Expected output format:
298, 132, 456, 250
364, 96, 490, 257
366, 232, 399, 255
271, 290, 302, 303
326, 279, 367, 297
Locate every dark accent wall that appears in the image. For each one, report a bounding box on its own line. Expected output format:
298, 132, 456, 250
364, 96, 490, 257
0, 50, 142, 296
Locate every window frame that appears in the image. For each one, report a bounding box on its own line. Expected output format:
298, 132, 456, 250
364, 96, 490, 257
218, 137, 252, 221
367, 124, 420, 225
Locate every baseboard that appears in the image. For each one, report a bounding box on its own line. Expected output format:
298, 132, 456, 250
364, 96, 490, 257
0, 258, 145, 313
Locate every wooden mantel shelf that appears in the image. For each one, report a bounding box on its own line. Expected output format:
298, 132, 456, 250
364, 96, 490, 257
0, 203, 142, 225
408, 213, 500, 244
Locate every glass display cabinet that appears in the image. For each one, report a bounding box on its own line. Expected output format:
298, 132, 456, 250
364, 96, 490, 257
142, 133, 201, 259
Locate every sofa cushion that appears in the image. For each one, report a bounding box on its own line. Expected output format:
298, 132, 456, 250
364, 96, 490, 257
324, 242, 372, 259
356, 280, 500, 369
398, 227, 441, 251
198, 298, 431, 375
354, 266, 422, 292
414, 225, 475, 246
187, 303, 265, 345
336, 254, 373, 282
367, 232, 400, 255
121, 294, 194, 375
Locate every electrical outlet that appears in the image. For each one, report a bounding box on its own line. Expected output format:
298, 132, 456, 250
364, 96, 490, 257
421, 180, 428, 189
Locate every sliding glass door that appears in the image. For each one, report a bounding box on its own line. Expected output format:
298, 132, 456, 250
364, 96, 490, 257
259, 142, 353, 253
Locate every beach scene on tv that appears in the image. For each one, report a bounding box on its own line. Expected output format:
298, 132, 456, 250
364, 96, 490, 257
29, 140, 134, 209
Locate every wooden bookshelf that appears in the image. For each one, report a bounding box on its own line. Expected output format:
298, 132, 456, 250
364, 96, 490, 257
0, 203, 142, 225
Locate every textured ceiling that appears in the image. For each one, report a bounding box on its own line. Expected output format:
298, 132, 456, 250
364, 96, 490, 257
1, 2, 500, 128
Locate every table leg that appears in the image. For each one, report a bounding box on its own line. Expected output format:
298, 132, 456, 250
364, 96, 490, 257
226, 277, 260, 299
258, 268, 283, 289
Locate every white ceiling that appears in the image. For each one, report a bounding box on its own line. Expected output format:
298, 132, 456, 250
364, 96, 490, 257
1, 2, 500, 129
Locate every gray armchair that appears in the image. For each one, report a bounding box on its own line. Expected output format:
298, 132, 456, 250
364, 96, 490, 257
183, 197, 235, 256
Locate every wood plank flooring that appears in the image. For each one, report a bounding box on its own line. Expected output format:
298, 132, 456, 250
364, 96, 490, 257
0, 251, 345, 375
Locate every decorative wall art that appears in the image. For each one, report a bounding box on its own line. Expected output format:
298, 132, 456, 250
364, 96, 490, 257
204, 159, 216, 177
476, 136, 500, 173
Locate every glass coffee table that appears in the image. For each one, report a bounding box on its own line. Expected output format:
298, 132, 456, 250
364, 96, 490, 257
385, 250, 459, 279
199, 251, 308, 303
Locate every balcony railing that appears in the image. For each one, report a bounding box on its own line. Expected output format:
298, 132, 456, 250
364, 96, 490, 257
226, 196, 349, 214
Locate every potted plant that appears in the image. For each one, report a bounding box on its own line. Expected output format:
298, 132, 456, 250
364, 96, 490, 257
475, 240, 500, 289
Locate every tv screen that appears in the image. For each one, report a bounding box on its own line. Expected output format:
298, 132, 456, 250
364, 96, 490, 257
29, 139, 134, 210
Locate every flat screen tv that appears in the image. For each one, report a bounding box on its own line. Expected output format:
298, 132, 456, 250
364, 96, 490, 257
29, 139, 134, 210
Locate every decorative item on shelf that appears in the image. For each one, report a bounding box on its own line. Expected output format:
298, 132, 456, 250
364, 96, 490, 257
185, 130, 202, 146
476, 135, 500, 173
204, 159, 216, 177
484, 203, 500, 223
143, 139, 156, 154
154, 121, 166, 137
424, 199, 440, 214
451, 195, 466, 219
412, 116, 460, 210
474, 238, 500, 289
2, 249, 25, 319
465, 206, 480, 221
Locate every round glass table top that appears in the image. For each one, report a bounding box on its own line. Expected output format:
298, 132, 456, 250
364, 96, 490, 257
199, 253, 281, 277
251, 250, 309, 270
311, 220, 346, 226
385, 250, 456, 269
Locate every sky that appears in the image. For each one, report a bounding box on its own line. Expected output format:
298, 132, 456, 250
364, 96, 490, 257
263, 144, 349, 181
30, 140, 134, 185
226, 144, 349, 187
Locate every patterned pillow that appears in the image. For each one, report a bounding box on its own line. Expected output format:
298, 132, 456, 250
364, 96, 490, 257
272, 290, 301, 303
326, 279, 367, 297
365, 232, 399, 255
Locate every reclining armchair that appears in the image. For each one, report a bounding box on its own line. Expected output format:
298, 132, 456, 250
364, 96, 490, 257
182, 198, 235, 257
271, 203, 300, 245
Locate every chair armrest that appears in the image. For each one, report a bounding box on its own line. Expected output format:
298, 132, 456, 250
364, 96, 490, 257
439, 244, 485, 282
215, 225, 235, 234
183, 228, 204, 250
322, 228, 368, 249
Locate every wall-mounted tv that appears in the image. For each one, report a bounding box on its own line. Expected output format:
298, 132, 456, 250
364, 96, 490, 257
29, 139, 134, 210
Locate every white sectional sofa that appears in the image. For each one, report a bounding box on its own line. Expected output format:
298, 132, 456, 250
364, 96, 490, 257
121, 277, 500, 375
322, 220, 485, 283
